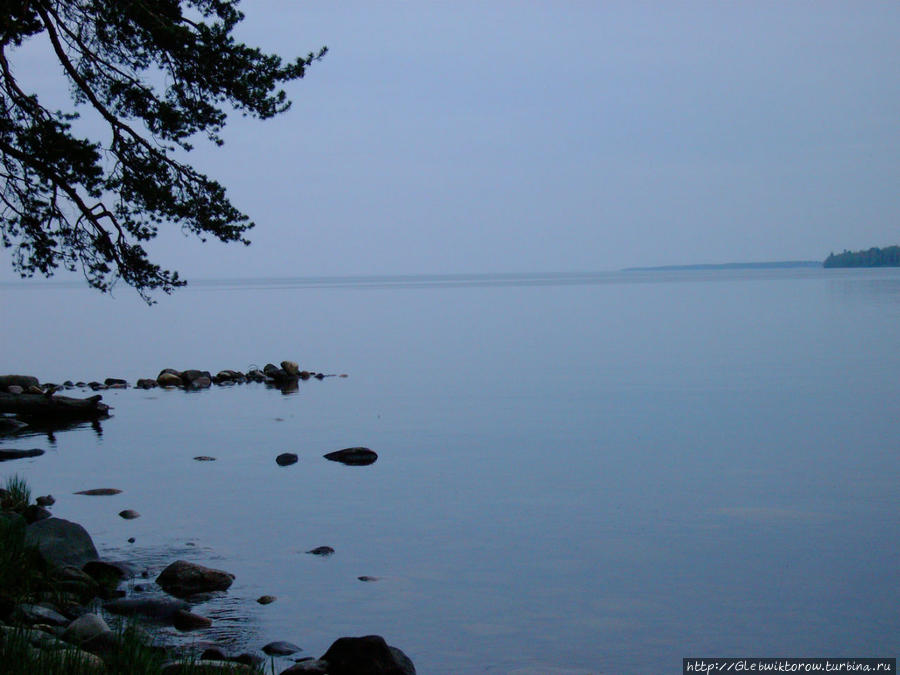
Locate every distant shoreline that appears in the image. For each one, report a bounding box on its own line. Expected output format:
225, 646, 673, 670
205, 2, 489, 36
622, 261, 822, 272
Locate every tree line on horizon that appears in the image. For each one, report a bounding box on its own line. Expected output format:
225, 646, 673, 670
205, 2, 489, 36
824, 246, 900, 268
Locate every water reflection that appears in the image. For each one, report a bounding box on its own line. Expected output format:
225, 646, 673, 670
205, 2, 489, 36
826, 270, 900, 307
0, 416, 105, 445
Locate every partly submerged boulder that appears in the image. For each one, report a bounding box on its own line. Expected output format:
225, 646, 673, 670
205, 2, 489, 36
324, 447, 378, 466
103, 597, 189, 622
276, 453, 298, 466
157, 372, 183, 387
156, 560, 235, 598
319, 635, 415, 675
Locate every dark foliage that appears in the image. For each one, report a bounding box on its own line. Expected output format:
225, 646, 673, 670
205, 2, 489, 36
0, 1, 325, 301
824, 245, 900, 268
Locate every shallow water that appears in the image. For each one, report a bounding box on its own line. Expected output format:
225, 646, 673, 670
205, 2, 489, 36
2, 268, 899, 673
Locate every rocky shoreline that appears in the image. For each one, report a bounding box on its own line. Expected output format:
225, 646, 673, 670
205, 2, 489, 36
0, 366, 415, 675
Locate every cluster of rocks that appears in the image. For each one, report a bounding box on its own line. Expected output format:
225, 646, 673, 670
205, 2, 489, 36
0, 491, 414, 674
0, 362, 345, 399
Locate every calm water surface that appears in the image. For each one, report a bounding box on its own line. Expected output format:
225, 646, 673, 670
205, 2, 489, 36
2, 268, 898, 673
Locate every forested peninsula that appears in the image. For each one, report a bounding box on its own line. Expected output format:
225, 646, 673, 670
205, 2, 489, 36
824, 246, 900, 268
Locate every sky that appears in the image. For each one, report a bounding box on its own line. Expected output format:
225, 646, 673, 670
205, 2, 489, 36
3, 1, 900, 283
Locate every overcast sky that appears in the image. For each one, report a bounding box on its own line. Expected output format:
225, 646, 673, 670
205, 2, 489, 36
3, 1, 899, 282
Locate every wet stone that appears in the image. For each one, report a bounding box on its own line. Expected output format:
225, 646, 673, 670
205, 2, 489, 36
276, 453, 298, 466
262, 640, 302, 656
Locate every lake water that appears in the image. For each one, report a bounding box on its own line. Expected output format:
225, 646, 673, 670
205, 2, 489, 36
2, 268, 898, 673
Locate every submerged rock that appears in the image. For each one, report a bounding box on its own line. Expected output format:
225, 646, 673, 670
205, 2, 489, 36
74, 488, 122, 496
306, 546, 335, 556
156, 560, 235, 597
118, 509, 141, 520
357, 576, 379, 582
0, 448, 44, 461
324, 447, 378, 466
136, 379, 158, 389
173, 608, 213, 631
103, 597, 189, 621
256, 595, 276, 605
194, 455, 217, 461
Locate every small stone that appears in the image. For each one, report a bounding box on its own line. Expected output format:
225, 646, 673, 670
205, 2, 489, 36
118, 509, 140, 519
187, 375, 211, 389
281, 360, 300, 376
256, 595, 276, 605
194, 456, 216, 461
74, 488, 122, 496
262, 640, 302, 656
128, 537, 136, 543
276, 452, 298, 466
306, 546, 335, 556
357, 576, 379, 582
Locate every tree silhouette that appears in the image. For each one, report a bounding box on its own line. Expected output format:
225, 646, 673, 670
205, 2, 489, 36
0, 1, 325, 301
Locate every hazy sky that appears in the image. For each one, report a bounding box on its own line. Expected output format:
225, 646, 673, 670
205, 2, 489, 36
3, 1, 899, 282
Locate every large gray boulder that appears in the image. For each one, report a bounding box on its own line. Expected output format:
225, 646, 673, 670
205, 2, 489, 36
156, 560, 235, 597
318, 635, 415, 675
25, 517, 98, 568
